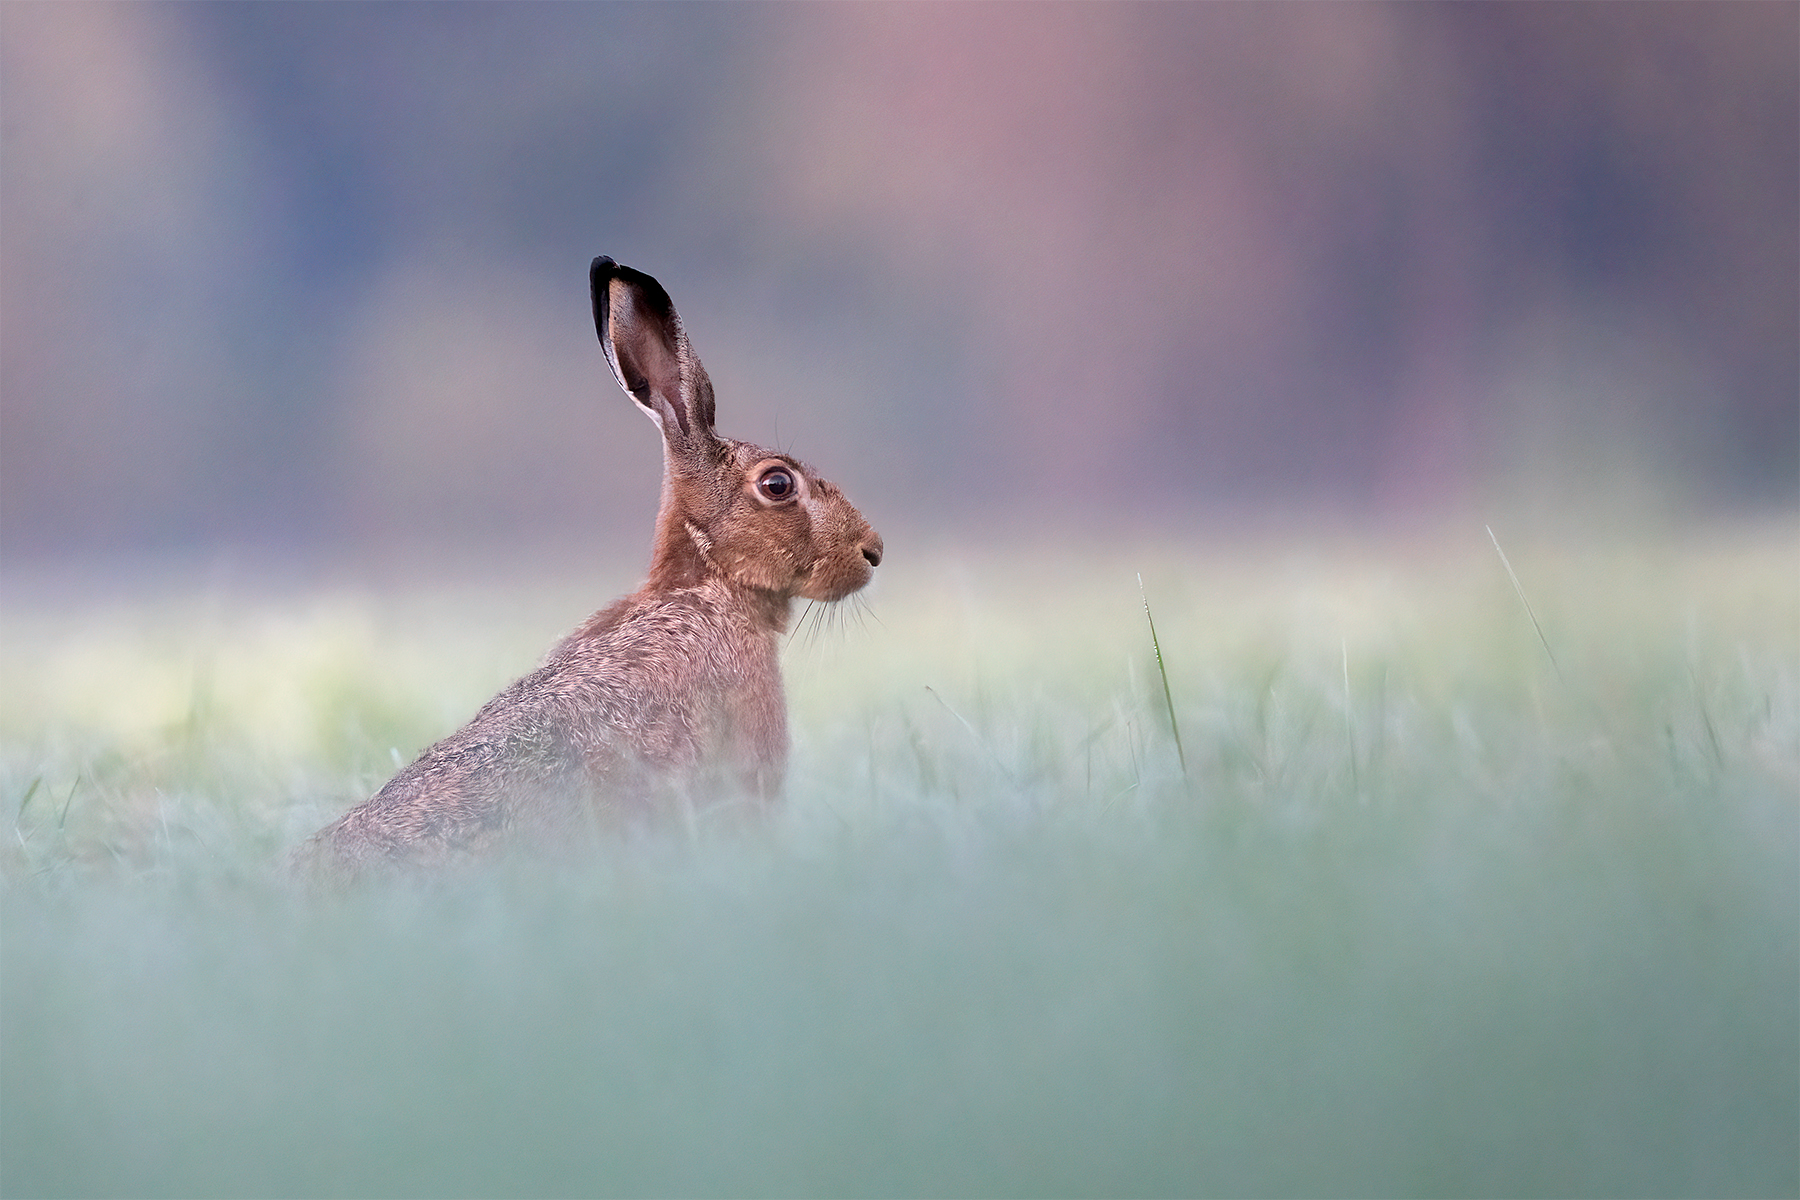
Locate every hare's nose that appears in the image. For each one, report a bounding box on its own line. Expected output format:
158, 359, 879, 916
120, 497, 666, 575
860, 535, 883, 569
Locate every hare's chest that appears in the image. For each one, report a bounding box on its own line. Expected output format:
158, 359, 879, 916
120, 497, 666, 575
676, 622, 786, 770
558, 608, 783, 771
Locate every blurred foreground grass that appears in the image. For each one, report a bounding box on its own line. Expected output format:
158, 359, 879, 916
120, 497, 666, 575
2, 527, 1796, 1197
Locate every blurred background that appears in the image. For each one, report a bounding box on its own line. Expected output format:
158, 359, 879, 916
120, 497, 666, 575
3, 2, 1795, 573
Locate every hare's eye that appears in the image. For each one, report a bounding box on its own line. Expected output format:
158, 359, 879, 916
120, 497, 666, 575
756, 467, 797, 503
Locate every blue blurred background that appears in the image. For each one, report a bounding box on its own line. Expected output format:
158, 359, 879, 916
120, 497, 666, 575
3, 2, 1795, 568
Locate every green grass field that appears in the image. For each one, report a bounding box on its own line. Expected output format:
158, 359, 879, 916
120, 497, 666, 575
3, 527, 1795, 1198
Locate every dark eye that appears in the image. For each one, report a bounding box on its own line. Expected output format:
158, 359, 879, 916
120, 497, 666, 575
756, 466, 797, 502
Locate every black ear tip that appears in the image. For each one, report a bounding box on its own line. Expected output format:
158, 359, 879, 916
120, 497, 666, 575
590, 257, 618, 343
588, 257, 677, 347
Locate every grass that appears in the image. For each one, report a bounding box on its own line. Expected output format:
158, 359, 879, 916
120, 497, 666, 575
2, 526, 1796, 1198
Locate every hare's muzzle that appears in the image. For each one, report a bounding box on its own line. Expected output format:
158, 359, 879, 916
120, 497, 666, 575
802, 523, 881, 603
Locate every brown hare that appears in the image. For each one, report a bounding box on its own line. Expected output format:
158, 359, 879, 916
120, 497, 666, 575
302, 257, 882, 870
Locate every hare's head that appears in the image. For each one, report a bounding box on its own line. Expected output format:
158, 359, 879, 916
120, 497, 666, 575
591, 257, 882, 607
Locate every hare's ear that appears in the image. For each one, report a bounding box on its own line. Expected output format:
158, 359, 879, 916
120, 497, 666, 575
591, 257, 716, 450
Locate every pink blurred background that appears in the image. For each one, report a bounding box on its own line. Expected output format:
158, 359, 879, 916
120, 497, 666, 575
3, 2, 1794, 569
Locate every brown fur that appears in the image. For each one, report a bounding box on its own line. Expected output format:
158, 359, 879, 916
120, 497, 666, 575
299, 258, 881, 872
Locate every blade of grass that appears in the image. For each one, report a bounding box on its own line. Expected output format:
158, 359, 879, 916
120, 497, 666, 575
924, 685, 980, 742
923, 685, 1017, 786
1486, 525, 1563, 681
15, 775, 42, 824
57, 774, 80, 832
1138, 574, 1188, 778
15, 775, 43, 846
1688, 661, 1726, 769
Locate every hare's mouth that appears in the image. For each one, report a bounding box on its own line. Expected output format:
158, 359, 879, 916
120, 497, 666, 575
800, 548, 878, 603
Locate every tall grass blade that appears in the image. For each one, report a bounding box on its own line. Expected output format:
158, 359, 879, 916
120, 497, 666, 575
56, 774, 79, 832
1486, 525, 1563, 681
923, 685, 981, 743
1138, 574, 1189, 778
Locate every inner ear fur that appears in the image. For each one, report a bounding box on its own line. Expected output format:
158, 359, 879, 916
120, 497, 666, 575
591, 256, 716, 443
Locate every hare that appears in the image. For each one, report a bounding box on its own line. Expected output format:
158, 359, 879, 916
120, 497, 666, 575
302, 257, 882, 870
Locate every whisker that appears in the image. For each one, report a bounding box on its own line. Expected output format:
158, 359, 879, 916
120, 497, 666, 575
850, 594, 878, 634
785, 592, 877, 654
801, 599, 834, 649
785, 600, 819, 648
